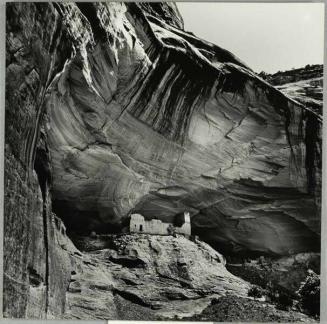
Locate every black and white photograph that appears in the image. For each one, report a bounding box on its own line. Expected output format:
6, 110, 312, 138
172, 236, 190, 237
2, 1, 324, 321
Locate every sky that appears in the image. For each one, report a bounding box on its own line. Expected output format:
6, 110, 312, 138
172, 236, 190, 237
177, 2, 325, 73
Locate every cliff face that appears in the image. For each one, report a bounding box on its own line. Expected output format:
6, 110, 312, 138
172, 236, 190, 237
5, 3, 73, 318
274, 67, 323, 218
45, 2, 320, 255
4, 2, 322, 319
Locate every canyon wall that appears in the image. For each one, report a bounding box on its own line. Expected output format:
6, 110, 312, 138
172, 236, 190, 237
5, 3, 76, 318
45, 2, 321, 255
4, 2, 322, 318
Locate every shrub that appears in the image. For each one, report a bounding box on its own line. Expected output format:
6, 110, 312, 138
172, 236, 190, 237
296, 270, 320, 316
276, 291, 293, 310
248, 285, 264, 299
210, 298, 220, 305
265, 284, 293, 310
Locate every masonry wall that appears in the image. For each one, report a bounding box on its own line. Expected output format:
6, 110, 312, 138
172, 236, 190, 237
129, 213, 191, 236
130, 214, 169, 235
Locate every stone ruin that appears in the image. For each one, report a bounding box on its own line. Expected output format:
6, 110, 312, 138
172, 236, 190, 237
129, 212, 191, 237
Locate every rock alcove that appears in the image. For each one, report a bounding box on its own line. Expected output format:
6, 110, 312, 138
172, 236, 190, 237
4, 2, 322, 319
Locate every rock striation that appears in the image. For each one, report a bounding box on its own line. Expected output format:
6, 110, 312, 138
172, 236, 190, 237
5, 3, 74, 318
45, 2, 321, 256
273, 66, 323, 223
4, 2, 322, 319
63, 234, 249, 320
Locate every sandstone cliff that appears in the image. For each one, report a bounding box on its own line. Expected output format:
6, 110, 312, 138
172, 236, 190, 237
4, 2, 322, 319
45, 2, 321, 256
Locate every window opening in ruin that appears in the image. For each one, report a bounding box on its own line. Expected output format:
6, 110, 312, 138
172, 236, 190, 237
139, 224, 143, 231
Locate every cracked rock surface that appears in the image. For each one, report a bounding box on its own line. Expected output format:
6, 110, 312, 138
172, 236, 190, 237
4, 2, 322, 319
63, 234, 249, 320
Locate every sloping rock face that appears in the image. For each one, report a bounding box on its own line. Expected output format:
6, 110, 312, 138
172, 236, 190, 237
63, 234, 250, 320
263, 64, 323, 87
276, 72, 323, 118
44, 2, 321, 256
4, 1, 322, 319
261, 64, 323, 118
